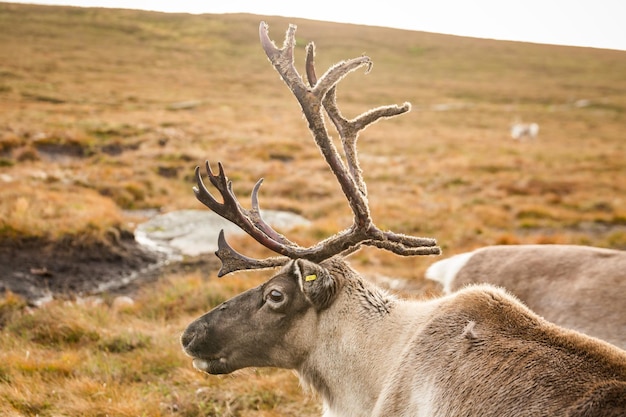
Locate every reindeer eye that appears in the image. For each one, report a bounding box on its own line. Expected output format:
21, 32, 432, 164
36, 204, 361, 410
268, 289, 284, 303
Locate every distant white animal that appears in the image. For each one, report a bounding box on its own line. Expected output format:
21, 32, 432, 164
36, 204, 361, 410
425, 244, 626, 349
510, 122, 539, 140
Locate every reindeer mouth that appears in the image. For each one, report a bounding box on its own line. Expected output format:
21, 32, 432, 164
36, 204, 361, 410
192, 358, 212, 372
191, 356, 231, 375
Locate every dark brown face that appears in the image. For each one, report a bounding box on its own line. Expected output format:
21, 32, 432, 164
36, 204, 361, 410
180, 259, 339, 374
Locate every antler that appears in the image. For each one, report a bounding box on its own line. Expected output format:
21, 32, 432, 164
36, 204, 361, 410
195, 22, 440, 276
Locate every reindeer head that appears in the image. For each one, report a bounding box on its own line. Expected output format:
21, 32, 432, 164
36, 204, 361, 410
181, 22, 440, 374
182, 258, 347, 374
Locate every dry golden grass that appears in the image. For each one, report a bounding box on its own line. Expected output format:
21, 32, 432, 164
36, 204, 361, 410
0, 2, 625, 415
0, 272, 321, 416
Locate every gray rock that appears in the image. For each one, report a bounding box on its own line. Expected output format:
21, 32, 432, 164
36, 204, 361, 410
135, 209, 310, 258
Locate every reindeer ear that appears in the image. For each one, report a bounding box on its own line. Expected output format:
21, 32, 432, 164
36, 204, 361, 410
293, 259, 339, 311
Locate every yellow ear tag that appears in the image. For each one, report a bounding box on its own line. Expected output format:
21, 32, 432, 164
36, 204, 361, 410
305, 274, 317, 282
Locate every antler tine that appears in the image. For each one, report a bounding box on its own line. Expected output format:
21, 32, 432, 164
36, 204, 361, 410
193, 162, 250, 228
364, 237, 441, 256
215, 231, 289, 277
248, 179, 295, 246
259, 22, 307, 101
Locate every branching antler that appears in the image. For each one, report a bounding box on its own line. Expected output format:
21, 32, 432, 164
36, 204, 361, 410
195, 22, 441, 276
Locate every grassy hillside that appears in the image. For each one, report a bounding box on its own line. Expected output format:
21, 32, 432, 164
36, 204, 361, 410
0, 2, 625, 415
1, 3, 625, 255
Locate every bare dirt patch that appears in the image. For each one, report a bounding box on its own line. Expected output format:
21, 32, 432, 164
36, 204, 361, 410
0, 233, 169, 305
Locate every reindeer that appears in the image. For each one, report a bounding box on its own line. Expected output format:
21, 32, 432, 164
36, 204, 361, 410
425, 244, 626, 349
510, 122, 539, 140
181, 22, 626, 417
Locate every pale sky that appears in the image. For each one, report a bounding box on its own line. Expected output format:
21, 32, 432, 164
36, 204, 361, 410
10, 0, 626, 51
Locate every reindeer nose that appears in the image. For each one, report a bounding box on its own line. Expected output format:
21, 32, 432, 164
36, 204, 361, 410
181, 320, 207, 353
180, 327, 195, 350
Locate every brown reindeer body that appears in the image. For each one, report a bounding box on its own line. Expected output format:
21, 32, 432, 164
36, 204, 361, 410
380, 286, 626, 417
426, 244, 626, 349
181, 22, 626, 417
